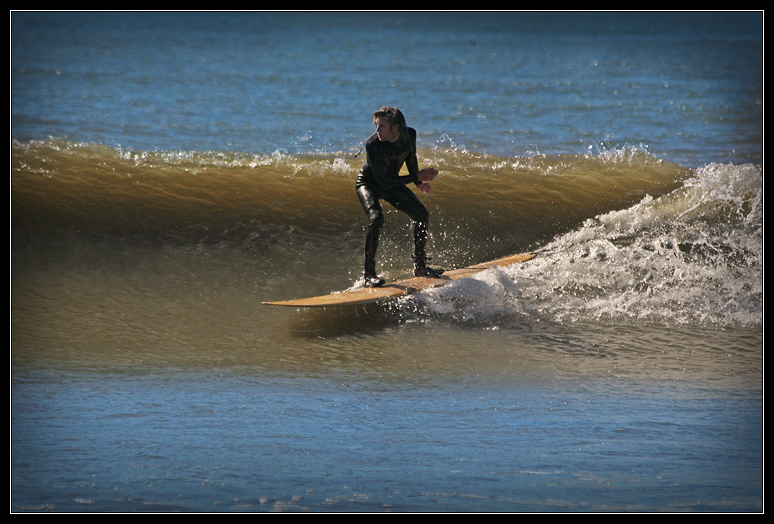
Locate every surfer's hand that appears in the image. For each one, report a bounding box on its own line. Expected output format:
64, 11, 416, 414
417, 182, 432, 194
417, 168, 438, 182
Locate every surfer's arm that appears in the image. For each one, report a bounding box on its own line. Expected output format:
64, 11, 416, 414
404, 133, 420, 184
415, 168, 438, 194
405, 129, 438, 192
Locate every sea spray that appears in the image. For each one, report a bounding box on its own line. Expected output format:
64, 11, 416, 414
409, 162, 762, 328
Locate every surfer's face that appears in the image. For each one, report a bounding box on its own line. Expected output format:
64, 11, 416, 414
375, 117, 400, 143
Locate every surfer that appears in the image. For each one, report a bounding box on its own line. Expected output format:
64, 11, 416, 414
356, 106, 444, 288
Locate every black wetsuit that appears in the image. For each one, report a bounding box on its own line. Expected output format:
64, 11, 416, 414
356, 128, 431, 280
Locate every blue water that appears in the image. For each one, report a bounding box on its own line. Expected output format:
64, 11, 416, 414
12, 11, 762, 166
11, 11, 762, 513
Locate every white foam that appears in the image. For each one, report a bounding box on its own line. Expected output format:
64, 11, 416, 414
409, 163, 763, 328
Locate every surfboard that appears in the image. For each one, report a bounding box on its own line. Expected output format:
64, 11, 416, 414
263, 252, 536, 308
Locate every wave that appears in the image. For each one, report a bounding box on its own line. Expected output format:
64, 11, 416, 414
12, 139, 691, 252
12, 139, 761, 328
408, 162, 762, 328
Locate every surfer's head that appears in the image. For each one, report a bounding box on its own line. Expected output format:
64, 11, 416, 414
373, 106, 406, 143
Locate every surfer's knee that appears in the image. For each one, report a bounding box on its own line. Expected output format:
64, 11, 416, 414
413, 210, 429, 227
367, 209, 384, 230
407, 202, 429, 225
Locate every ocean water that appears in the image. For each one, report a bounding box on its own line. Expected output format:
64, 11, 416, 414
11, 11, 762, 512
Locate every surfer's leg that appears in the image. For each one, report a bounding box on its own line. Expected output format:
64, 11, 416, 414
356, 185, 386, 287
384, 187, 444, 278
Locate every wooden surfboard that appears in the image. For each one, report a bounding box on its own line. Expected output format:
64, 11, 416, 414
263, 252, 536, 308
